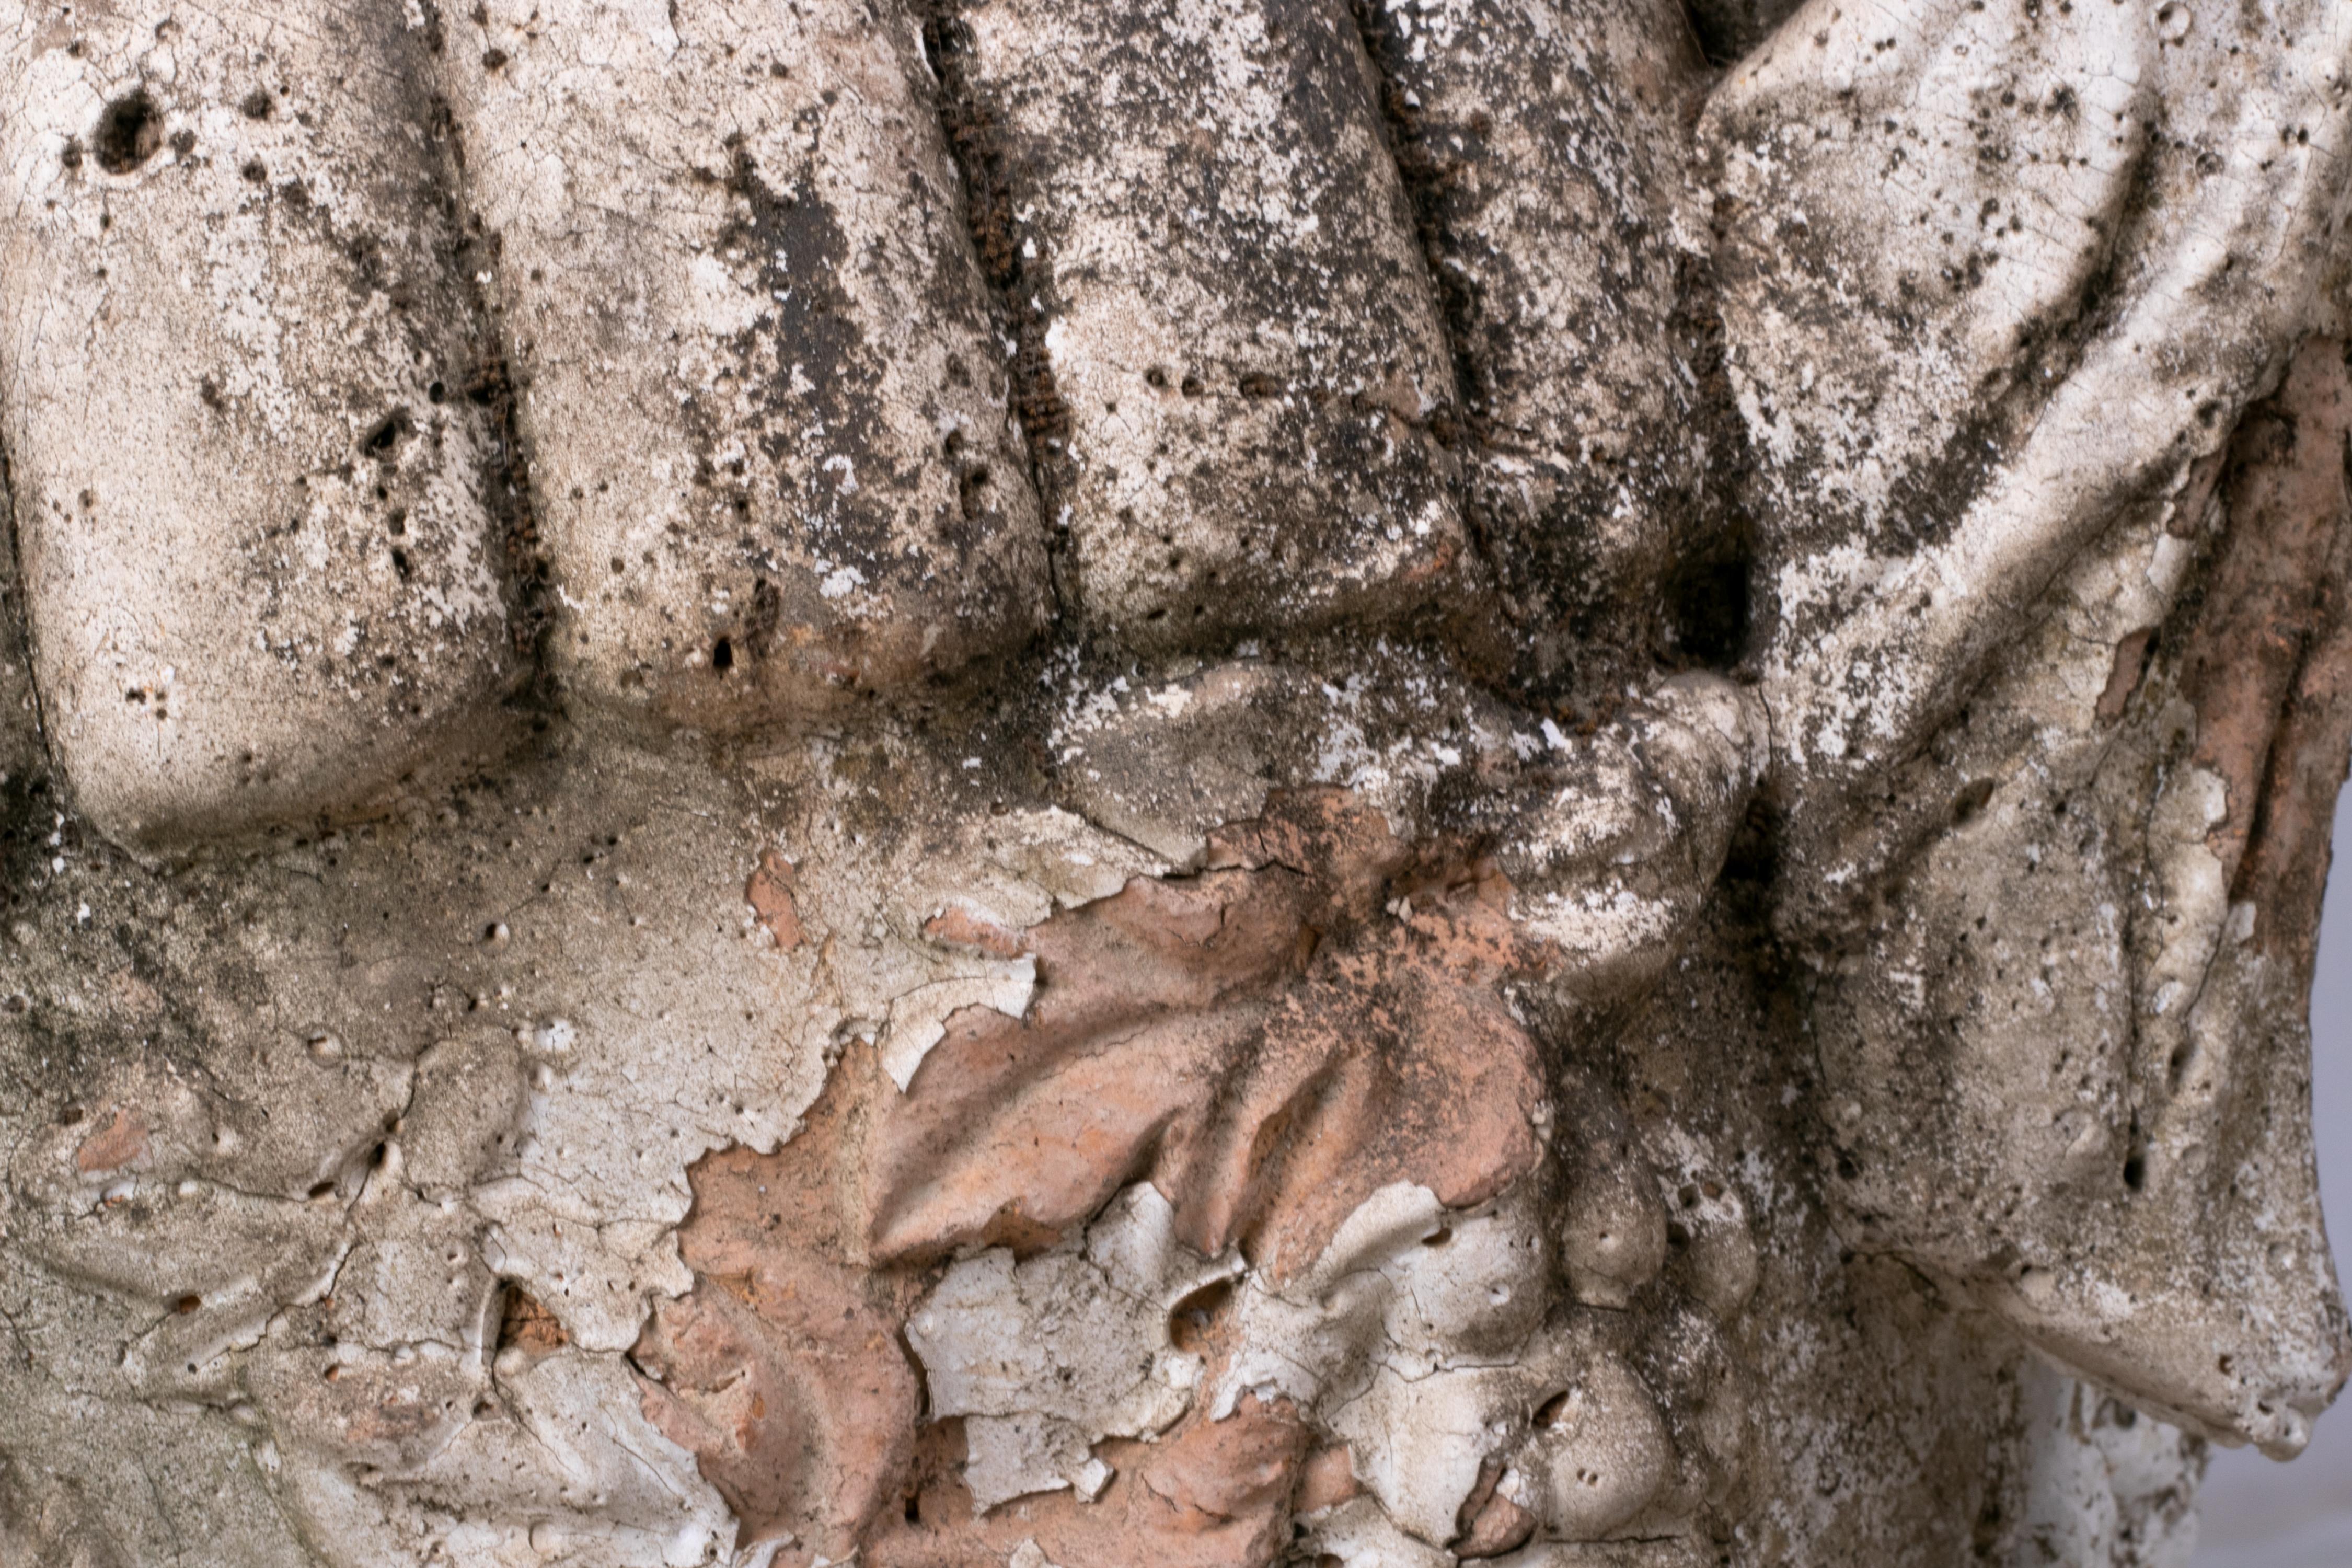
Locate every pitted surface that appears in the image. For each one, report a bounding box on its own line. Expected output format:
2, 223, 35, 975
0, 1, 2347, 1565
1, 3, 520, 848
436, 0, 1048, 730
933, 0, 1481, 653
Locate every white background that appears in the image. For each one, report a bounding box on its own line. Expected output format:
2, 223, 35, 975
2195, 787, 2352, 1565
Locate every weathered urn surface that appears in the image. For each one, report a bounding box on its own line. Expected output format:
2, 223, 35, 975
0, 1, 2349, 1565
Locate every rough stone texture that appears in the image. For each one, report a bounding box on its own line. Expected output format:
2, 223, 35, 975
931, 0, 1484, 655
1353, 0, 1715, 691
1, 2, 522, 849
434, 0, 1047, 730
0, 1, 2347, 1566
1711, 0, 2352, 1461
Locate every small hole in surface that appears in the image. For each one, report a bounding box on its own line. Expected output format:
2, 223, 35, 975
240, 89, 272, 119
2123, 1151, 2147, 1191
94, 91, 164, 174
362, 408, 411, 455
711, 637, 734, 672
1168, 1278, 1235, 1353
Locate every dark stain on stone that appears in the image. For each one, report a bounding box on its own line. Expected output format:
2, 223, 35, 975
94, 91, 164, 175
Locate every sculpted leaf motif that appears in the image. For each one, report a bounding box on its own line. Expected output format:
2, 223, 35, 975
634, 1257, 916, 1562
868, 790, 1551, 1283
635, 1126, 924, 1561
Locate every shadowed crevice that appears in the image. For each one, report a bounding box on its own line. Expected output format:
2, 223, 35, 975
422, 94, 563, 728
917, 5, 1076, 635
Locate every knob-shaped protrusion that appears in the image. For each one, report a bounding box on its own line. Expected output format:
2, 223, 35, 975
1, 6, 518, 848
433, 0, 1048, 732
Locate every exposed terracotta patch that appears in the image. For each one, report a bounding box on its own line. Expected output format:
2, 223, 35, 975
922, 902, 1028, 959
327, 1373, 442, 1455
1455, 1479, 1538, 1559
667, 793, 1568, 1560
73, 1105, 146, 1173
745, 848, 803, 949
2180, 338, 2352, 886
1292, 1444, 1361, 1515
494, 1285, 568, 1359
636, 1255, 914, 1561
647, 1047, 923, 1564
2231, 493, 2352, 967
868, 1240, 1312, 1566
866, 790, 1551, 1283
951, 1226, 1311, 1564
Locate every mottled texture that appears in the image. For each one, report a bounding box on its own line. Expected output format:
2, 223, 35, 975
436, 0, 1047, 729
1711, 0, 2352, 1461
1354, 0, 1714, 691
0, 1, 2347, 1565
1, 3, 519, 847
935, 0, 1482, 653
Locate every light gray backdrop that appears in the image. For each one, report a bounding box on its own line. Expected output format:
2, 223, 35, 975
2195, 786, 2352, 1565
